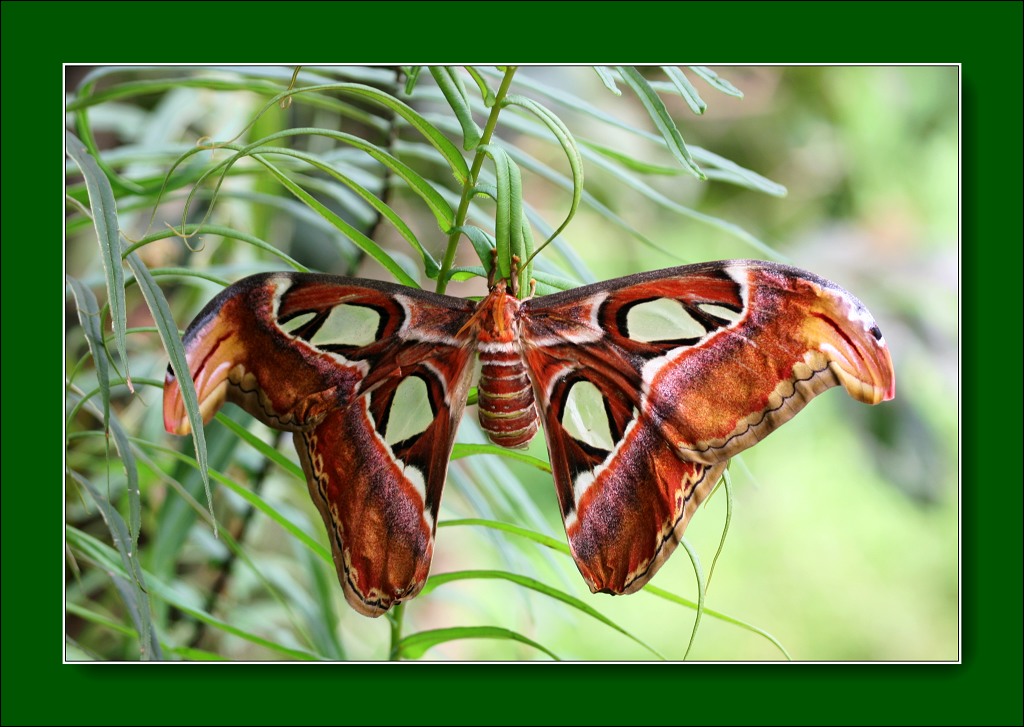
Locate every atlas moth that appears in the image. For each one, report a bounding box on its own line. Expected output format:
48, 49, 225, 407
164, 259, 895, 617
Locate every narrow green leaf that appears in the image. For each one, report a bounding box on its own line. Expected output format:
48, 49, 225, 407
518, 209, 535, 293
643, 585, 792, 660
63, 75, 315, 112
678, 537, 705, 660
73, 390, 142, 563
147, 412, 238, 595
249, 153, 419, 288
464, 66, 496, 106
580, 144, 785, 259
402, 66, 423, 95
439, 518, 570, 554
395, 626, 559, 661
689, 65, 744, 98
109, 574, 162, 660
65, 601, 138, 639
477, 67, 634, 133
451, 442, 551, 471
65, 131, 131, 391
471, 182, 499, 202
663, 66, 707, 115
67, 526, 323, 661
214, 413, 306, 481
66, 277, 111, 427
504, 143, 671, 261
303, 547, 347, 660
492, 146, 512, 281
86, 77, 470, 183
577, 138, 680, 175
529, 269, 584, 293
66, 378, 161, 430
617, 66, 704, 180
166, 647, 227, 662
446, 267, 487, 283
324, 82, 470, 182
580, 133, 785, 195
449, 434, 556, 540
128, 442, 329, 651
147, 268, 231, 287
301, 129, 456, 228
243, 146, 439, 278
422, 570, 665, 659
178, 129, 454, 258
502, 94, 583, 261
71, 81, 147, 195
67, 470, 158, 660
442, 518, 789, 657
71, 435, 331, 659
480, 145, 523, 281
475, 69, 782, 196
508, 157, 525, 273
690, 147, 788, 197
430, 67, 482, 150
123, 252, 214, 532
706, 468, 733, 590
124, 223, 309, 272
179, 79, 470, 182
453, 225, 495, 277
594, 66, 622, 95
136, 437, 329, 564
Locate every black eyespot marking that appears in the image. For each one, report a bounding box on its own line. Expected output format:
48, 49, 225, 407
869, 324, 883, 341
166, 363, 175, 379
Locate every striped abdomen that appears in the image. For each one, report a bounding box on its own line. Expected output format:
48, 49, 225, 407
477, 345, 539, 449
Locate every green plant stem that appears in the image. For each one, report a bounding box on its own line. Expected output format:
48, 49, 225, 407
436, 66, 518, 294
388, 602, 406, 660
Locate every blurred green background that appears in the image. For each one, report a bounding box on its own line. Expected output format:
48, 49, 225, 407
65, 65, 958, 661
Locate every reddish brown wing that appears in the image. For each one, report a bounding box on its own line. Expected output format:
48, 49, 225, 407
520, 260, 895, 595
163, 273, 477, 616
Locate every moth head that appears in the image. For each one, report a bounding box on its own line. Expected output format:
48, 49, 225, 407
464, 284, 523, 344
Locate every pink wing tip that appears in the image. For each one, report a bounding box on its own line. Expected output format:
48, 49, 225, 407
878, 338, 897, 402
883, 373, 896, 401
162, 367, 192, 436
